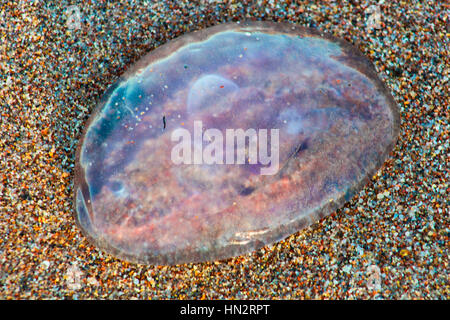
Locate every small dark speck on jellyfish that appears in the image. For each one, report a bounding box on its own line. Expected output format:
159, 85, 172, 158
238, 185, 256, 196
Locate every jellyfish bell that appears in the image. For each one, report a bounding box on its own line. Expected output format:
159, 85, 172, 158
74, 21, 399, 265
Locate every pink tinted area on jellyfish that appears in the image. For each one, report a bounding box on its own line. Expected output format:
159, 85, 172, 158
74, 22, 399, 265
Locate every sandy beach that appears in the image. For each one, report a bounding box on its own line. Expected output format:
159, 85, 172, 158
0, 0, 448, 299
